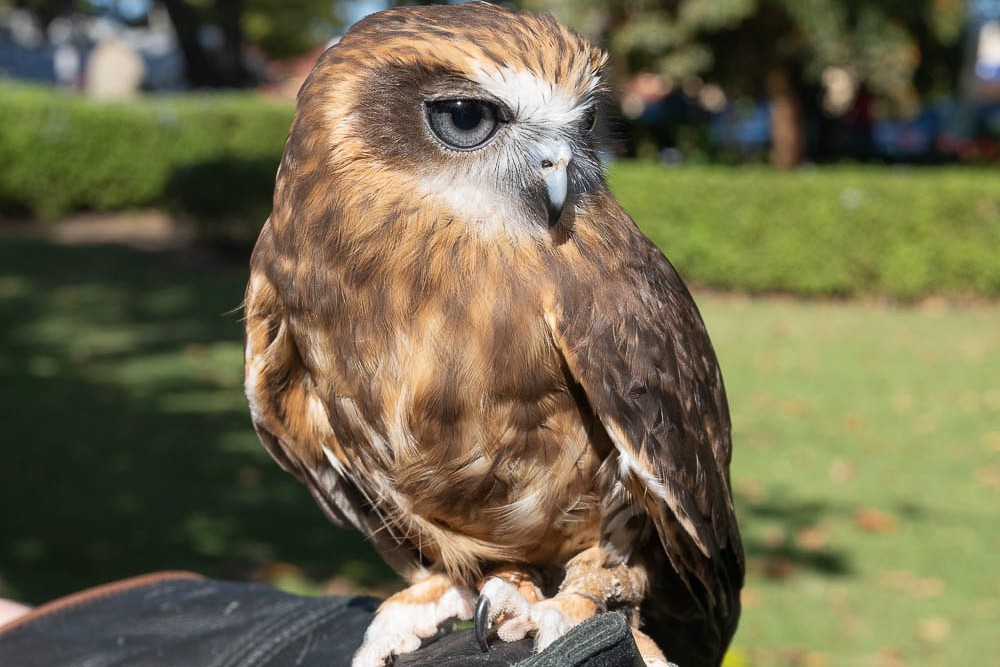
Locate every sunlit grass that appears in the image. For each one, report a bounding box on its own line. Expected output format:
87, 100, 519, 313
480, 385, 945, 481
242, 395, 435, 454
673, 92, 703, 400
701, 296, 1000, 667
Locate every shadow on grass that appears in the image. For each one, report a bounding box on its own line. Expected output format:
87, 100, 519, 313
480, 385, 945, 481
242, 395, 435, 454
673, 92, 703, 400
0, 234, 396, 604
737, 495, 852, 578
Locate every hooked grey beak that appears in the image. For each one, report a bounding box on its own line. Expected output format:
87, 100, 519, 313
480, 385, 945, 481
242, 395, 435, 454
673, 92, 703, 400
538, 141, 572, 226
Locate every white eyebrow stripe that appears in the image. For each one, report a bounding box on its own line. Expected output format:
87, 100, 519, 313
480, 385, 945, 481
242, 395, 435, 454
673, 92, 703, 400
470, 65, 594, 126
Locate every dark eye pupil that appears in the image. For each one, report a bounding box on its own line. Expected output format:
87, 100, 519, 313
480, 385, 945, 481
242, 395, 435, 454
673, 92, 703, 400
425, 98, 502, 151
451, 103, 483, 131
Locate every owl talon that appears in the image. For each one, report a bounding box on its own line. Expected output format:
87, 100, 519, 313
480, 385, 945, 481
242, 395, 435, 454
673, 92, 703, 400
474, 594, 492, 652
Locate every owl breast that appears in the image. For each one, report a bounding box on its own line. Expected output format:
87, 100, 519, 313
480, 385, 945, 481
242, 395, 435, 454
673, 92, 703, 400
320, 252, 608, 570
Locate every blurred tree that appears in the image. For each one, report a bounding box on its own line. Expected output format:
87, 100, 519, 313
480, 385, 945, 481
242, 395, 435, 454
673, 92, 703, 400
149, 0, 339, 86
0, 0, 340, 87
160, 0, 256, 87
527, 0, 968, 168
0, 0, 70, 25
243, 0, 339, 58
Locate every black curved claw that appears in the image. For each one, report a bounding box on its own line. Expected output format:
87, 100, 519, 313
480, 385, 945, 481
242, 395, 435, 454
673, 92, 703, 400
474, 594, 492, 652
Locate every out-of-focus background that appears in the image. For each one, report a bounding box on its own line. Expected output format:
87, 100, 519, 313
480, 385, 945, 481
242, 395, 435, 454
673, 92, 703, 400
1, 0, 997, 665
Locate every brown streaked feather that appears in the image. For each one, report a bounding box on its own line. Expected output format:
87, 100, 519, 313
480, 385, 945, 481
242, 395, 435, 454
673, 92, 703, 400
245, 206, 609, 584
544, 192, 744, 666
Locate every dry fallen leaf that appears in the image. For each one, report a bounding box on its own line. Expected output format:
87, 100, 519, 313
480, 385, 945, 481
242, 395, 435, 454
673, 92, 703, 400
855, 507, 899, 533
778, 397, 814, 418
828, 458, 855, 483
740, 585, 760, 609
736, 478, 765, 502
975, 465, 1000, 490
916, 617, 951, 644
794, 525, 829, 551
913, 577, 946, 598
890, 391, 913, 415
763, 556, 797, 580
753, 351, 779, 374
878, 570, 945, 598
841, 412, 868, 434
875, 646, 906, 667
762, 524, 787, 549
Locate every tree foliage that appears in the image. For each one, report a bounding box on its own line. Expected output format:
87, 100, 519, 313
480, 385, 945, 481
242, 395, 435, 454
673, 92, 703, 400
528, 0, 968, 166
530, 0, 967, 114
242, 0, 339, 59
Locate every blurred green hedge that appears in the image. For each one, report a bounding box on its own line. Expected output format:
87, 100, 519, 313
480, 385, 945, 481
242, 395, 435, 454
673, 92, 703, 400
2, 82, 997, 298
0, 82, 293, 241
610, 163, 1000, 299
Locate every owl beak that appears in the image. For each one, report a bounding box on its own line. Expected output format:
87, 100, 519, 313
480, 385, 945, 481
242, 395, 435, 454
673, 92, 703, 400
538, 142, 572, 226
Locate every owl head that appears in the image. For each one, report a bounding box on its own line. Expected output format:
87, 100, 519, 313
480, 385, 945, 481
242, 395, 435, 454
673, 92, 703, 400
272, 2, 610, 242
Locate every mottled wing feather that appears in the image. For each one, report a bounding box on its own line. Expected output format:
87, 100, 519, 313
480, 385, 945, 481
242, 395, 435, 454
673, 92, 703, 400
547, 217, 743, 614
243, 221, 366, 534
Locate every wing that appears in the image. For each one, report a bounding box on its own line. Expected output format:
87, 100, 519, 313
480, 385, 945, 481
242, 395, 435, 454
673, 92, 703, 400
545, 202, 744, 643
244, 220, 360, 528
243, 220, 426, 577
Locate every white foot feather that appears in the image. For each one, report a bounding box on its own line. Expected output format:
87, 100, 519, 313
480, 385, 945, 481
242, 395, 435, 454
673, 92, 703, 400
352, 581, 475, 667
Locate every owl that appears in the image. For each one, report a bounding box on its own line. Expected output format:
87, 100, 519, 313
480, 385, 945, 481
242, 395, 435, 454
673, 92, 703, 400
243, 3, 743, 666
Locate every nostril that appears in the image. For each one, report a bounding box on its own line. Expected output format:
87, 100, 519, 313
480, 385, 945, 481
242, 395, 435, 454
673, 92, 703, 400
540, 159, 554, 169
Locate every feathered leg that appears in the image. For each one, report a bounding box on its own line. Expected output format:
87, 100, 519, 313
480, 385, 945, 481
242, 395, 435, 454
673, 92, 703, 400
352, 573, 475, 667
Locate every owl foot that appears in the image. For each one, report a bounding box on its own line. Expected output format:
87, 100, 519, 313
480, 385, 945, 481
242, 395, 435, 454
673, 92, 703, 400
475, 549, 668, 665
475, 576, 598, 653
632, 628, 674, 667
475, 579, 671, 666
351, 574, 475, 667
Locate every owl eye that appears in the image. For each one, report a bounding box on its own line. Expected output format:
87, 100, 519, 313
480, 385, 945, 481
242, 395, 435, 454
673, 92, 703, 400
425, 99, 502, 151
584, 106, 598, 132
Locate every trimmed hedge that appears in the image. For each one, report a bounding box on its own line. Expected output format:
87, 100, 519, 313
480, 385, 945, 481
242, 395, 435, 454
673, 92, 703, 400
2, 82, 997, 298
609, 163, 1000, 299
0, 82, 293, 233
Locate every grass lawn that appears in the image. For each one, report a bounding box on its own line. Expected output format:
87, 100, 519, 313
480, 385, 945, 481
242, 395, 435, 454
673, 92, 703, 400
0, 228, 996, 667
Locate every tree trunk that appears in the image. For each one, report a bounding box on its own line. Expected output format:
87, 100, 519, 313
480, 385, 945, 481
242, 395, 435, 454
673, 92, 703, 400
216, 0, 253, 87
161, 0, 254, 88
767, 65, 805, 169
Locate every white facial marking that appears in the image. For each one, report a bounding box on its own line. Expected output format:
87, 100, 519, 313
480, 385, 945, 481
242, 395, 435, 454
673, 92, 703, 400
414, 65, 600, 238
414, 171, 530, 237
472, 65, 594, 127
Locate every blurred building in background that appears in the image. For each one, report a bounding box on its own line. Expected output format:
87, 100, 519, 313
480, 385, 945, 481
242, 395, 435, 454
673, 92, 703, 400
0, 3, 184, 93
